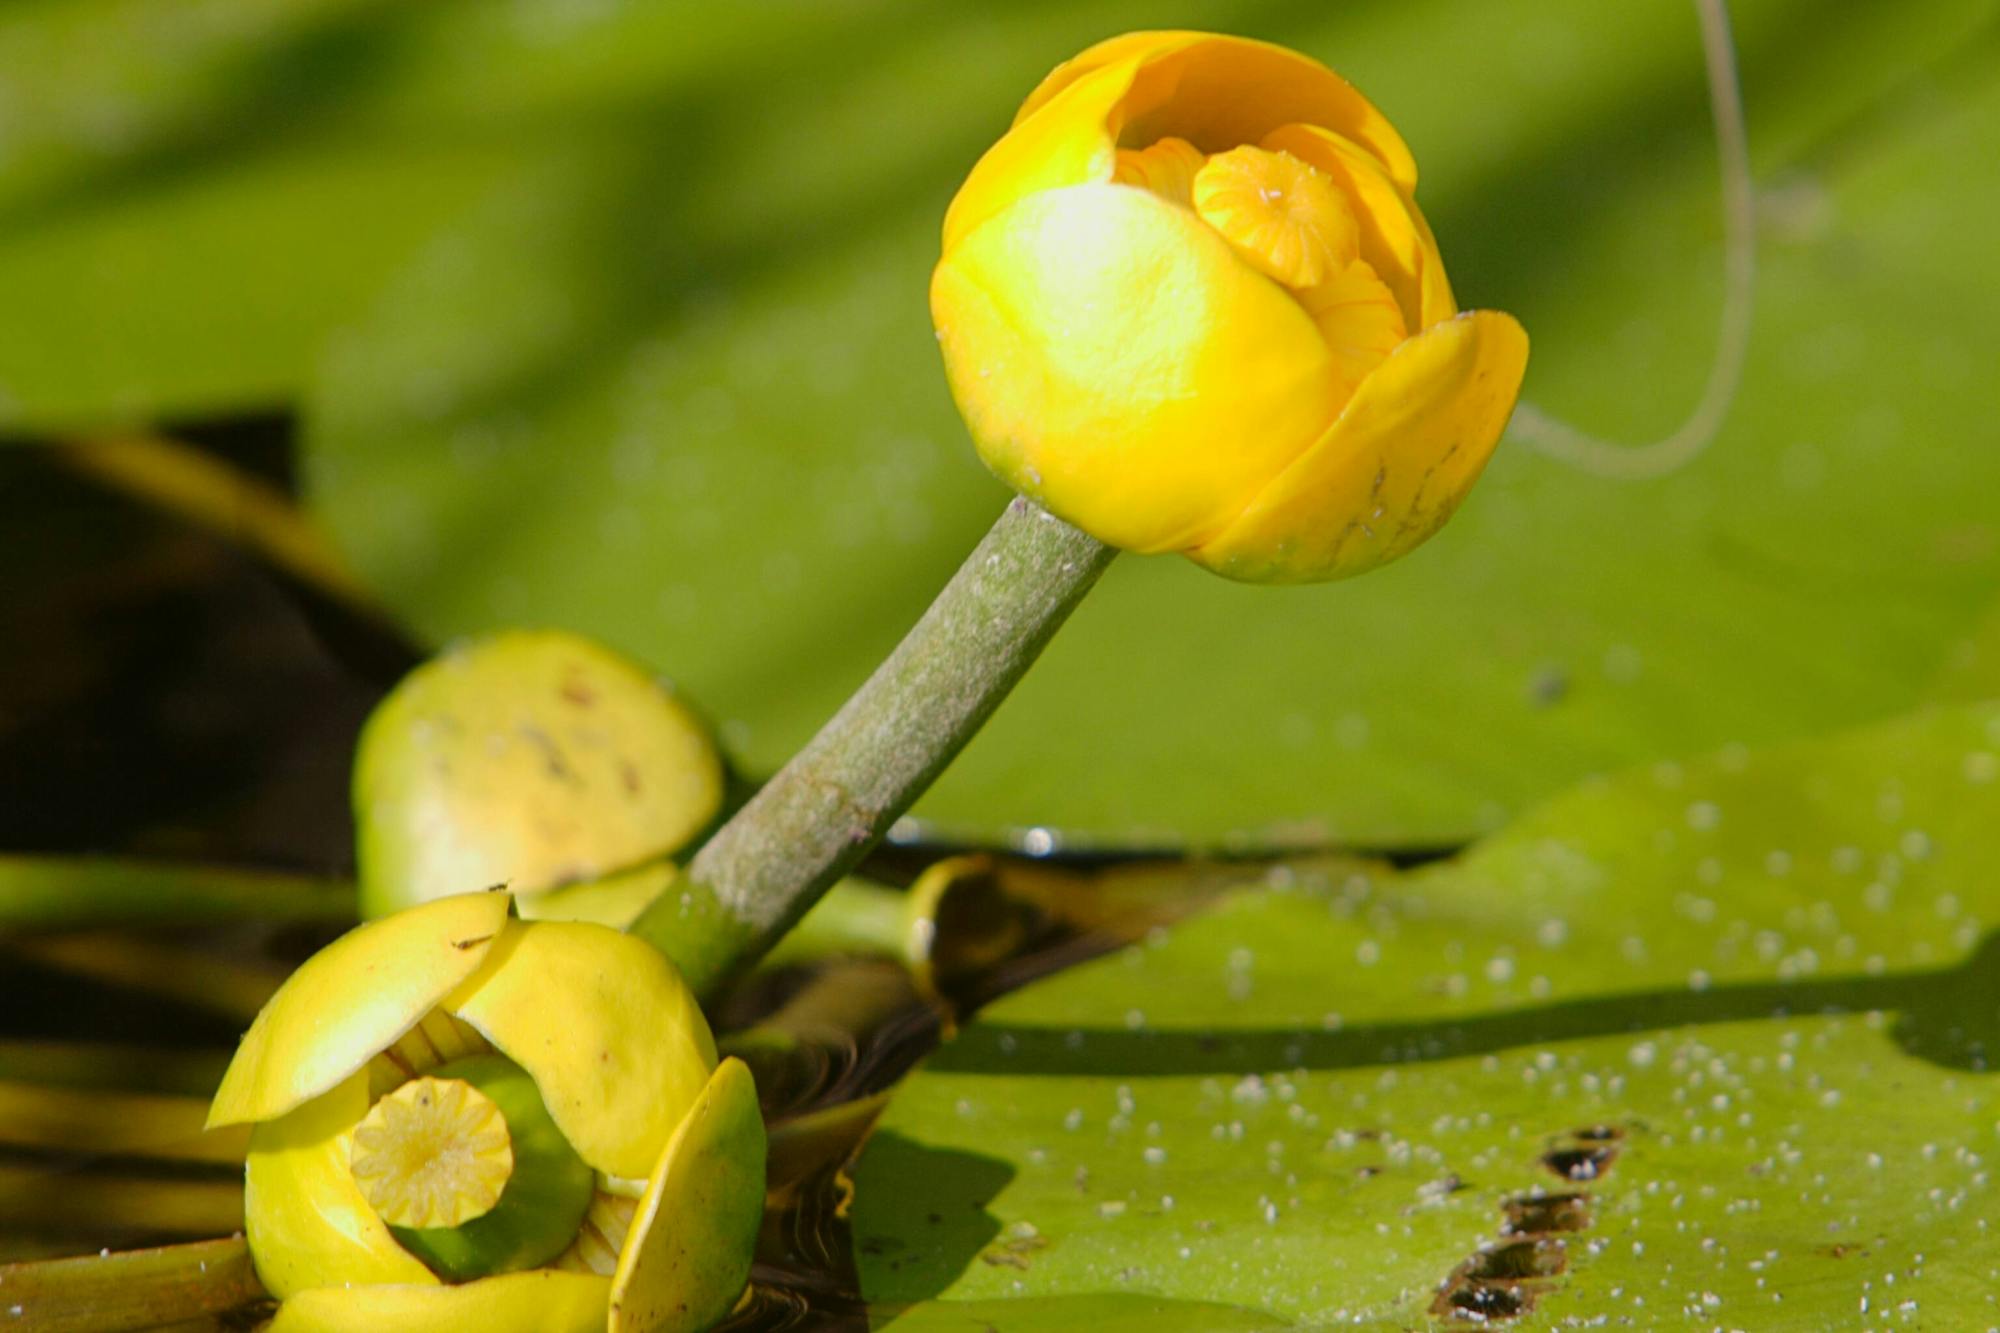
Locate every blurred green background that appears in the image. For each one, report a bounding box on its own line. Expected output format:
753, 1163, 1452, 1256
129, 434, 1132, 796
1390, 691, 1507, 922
2, 0, 1996, 858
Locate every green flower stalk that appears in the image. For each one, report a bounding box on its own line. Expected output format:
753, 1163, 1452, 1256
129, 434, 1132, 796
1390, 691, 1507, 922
633, 31, 1525, 996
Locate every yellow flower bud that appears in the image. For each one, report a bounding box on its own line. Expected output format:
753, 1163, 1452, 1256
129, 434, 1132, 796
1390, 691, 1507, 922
208, 895, 766, 1333
932, 31, 1529, 582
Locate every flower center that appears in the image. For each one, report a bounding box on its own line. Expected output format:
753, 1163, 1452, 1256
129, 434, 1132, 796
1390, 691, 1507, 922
352, 1052, 598, 1282
1192, 144, 1359, 290
351, 1074, 514, 1229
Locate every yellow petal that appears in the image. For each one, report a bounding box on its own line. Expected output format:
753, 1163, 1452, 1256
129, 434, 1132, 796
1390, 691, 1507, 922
608, 1058, 766, 1333
447, 920, 717, 1179
514, 859, 678, 931
1014, 31, 1416, 188
933, 182, 1342, 553
942, 56, 1138, 254
1111, 136, 1206, 208
1261, 123, 1455, 332
243, 1072, 436, 1299
270, 1270, 610, 1333
1297, 259, 1408, 399
1191, 310, 1529, 583
354, 629, 723, 919
209, 893, 512, 1129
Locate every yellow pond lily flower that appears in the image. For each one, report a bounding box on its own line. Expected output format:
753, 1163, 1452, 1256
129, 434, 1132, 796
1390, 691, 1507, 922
933, 31, 1529, 582
208, 893, 766, 1333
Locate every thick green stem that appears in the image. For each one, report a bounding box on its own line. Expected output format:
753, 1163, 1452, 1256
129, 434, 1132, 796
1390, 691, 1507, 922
632, 498, 1114, 994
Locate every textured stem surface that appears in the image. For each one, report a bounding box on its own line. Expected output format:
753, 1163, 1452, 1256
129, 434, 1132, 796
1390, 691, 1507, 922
632, 498, 1113, 994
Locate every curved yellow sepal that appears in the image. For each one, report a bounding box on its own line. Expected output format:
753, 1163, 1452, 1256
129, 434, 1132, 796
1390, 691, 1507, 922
1012, 30, 1416, 189
210, 894, 512, 1129
447, 921, 718, 1179
354, 629, 723, 919
943, 56, 1135, 254
514, 859, 678, 931
609, 1058, 767, 1333
1192, 310, 1529, 583
244, 1072, 436, 1300
270, 1269, 610, 1333
934, 182, 1342, 554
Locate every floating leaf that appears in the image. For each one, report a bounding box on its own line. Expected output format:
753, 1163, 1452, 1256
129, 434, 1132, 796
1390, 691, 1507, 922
851, 702, 2000, 1324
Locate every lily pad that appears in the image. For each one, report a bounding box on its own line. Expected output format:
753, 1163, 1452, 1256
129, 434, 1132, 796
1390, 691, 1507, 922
297, 0, 2000, 846
850, 702, 2000, 1325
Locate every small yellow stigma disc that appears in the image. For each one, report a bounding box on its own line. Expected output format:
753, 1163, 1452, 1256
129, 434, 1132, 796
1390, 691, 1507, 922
351, 1075, 514, 1229
1193, 144, 1359, 290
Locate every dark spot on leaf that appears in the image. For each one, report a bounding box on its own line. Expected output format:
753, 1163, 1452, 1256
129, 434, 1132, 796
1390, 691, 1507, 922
1467, 1238, 1567, 1281
1542, 1145, 1617, 1181
1430, 1240, 1565, 1321
1529, 664, 1569, 708
559, 672, 597, 707
620, 759, 642, 795
1503, 1192, 1591, 1235
978, 1231, 1048, 1270
1435, 1282, 1537, 1320
451, 934, 494, 950
1542, 1125, 1624, 1180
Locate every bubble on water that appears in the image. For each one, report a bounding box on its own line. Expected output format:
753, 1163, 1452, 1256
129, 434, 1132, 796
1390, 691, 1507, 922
1231, 1075, 1269, 1107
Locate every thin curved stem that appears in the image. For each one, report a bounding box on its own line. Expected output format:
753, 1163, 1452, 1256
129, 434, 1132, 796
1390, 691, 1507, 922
1510, 0, 1754, 480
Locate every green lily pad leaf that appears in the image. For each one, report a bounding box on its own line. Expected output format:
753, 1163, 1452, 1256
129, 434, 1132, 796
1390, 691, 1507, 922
353, 629, 721, 919
299, 0, 2000, 846
849, 702, 2000, 1325
872, 1294, 1294, 1332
